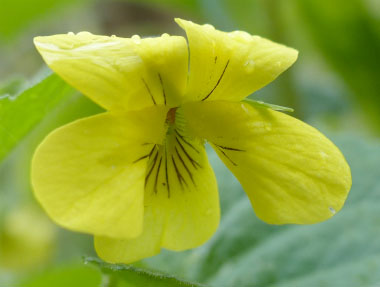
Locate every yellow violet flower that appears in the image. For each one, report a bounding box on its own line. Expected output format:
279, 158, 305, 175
31, 18, 351, 263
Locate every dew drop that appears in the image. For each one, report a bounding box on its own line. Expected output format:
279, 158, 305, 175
203, 24, 215, 30
320, 151, 328, 159
111, 35, 116, 38
77, 31, 92, 36
241, 103, 249, 113
232, 31, 251, 41
244, 59, 255, 73
68, 32, 75, 36
264, 124, 272, 131
132, 35, 141, 44
161, 33, 170, 38
329, 207, 336, 214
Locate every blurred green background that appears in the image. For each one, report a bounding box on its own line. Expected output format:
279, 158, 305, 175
1, 0, 380, 286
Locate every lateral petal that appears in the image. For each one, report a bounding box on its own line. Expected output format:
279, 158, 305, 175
31, 106, 167, 239
182, 101, 351, 224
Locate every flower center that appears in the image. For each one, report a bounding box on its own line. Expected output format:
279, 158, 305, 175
166, 107, 178, 125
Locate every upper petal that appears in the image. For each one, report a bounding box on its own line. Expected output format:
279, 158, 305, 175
34, 32, 188, 111
31, 106, 168, 239
183, 101, 351, 224
176, 18, 298, 103
95, 127, 220, 263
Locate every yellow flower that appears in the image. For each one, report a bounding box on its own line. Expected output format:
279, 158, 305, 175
31, 18, 351, 263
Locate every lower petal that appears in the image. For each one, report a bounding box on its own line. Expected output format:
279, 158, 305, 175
182, 101, 352, 224
31, 106, 167, 239
95, 128, 219, 263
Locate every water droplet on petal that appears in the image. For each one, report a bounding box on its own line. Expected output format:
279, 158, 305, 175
111, 35, 116, 38
132, 35, 141, 44
320, 151, 328, 159
329, 207, 336, 214
205, 209, 213, 216
244, 59, 255, 73
203, 24, 215, 30
264, 124, 272, 131
241, 103, 249, 113
68, 32, 75, 36
77, 31, 92, 36
161, 33, 170, 38
232, 31, 251, 41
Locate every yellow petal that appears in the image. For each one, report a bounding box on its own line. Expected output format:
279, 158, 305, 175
175, 18, 298, 102
34, 32, 188, 111
95, 127, 219, 263
31, 106, 168, 239
183, 101, 351, 224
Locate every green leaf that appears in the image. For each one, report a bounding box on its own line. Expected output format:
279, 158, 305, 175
17, 264, 102, 287
126, 0, 202, 16
0, 73, 76, 163
0, 0, 83, 40
243, 98, 294, 112
86, 257, 208, 287
0, 77, 24, 98
208, 201, 380, 287
295, 0, 380, 133
275, 254, 380, 287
